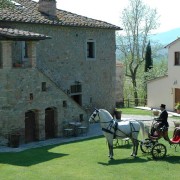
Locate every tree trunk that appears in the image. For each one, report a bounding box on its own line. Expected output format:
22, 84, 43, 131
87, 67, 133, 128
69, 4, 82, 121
131, 71, 139, 106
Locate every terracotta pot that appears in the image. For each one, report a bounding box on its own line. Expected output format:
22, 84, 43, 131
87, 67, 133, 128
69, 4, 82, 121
9, 134, 20, 148
153, 111, 159, 116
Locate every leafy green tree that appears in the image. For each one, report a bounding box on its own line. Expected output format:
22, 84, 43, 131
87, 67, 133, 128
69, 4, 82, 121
144, 59, 168, 81
0, 0, 14, 9
117, 0, 159, 106
145, 40, 153, 72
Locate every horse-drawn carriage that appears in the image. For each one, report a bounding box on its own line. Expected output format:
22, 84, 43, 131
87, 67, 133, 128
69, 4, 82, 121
89, 109, 180, 160
140, 121, 180, 159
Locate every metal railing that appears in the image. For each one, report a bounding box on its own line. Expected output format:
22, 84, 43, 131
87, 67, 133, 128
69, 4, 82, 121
116, 98, 147, 108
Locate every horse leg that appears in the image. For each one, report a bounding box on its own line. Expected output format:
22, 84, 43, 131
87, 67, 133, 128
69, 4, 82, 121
130, 138, 135, 156
131, 139, 139, 157
134, 139, 139, 156
108, 142, 114, 159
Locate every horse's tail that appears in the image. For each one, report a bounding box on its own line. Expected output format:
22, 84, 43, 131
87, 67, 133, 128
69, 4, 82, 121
138, 121, 147, 141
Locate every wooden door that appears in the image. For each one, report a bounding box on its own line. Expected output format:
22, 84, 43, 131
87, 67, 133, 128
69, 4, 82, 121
45, 108, 55, 139
175, 88, 180, 103
25, 111, 36, 143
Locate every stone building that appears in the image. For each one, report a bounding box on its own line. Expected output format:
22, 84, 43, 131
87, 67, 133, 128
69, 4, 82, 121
0, 0, 122, 146
115, 61, 124, 107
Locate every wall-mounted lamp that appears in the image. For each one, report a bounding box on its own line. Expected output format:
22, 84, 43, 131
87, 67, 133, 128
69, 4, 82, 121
173, 80, 177, 85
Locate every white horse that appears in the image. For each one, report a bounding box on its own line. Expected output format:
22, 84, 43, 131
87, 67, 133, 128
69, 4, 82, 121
89, 109, 145, 159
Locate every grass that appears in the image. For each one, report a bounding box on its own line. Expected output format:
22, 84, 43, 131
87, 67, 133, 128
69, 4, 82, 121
121, 108, 180, 120
120, 108, 152, 115
0, 135, 179, 180
0, 108, 179, 179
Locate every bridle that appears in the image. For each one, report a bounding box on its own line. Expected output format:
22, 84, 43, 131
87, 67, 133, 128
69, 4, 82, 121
90, 109, 113, 124
90, 109, 140, 139
89, 109, 100, 123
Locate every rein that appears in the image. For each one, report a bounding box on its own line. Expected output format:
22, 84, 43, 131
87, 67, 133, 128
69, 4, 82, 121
91, 110, 142, 142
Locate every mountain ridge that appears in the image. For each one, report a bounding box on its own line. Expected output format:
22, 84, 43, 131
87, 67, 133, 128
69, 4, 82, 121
151, 28, 180, 45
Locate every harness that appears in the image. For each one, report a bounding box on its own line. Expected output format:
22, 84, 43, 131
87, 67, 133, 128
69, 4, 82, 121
102, 119, 139, 139
90, 109, 140, 140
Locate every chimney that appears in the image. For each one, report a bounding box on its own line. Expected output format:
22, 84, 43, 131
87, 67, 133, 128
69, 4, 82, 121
38, 0, 57, 17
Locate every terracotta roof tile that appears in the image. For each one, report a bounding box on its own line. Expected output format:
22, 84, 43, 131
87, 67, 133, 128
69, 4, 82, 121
0, 0, 122, 30
0, 27, 51, 40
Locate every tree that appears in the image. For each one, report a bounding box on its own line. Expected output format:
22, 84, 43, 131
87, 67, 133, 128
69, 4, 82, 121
0, 0, 14, 9
117, 0, 159, 106
145, 40, 153, 72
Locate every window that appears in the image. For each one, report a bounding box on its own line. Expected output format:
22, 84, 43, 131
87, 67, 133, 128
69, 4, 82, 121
87, 40, 96, 59
70, 84, 82, 106
63, 101, 67, 108
24, 42, 28, 58
22, 41, 28, 58
71, 84, 82, 93
42, 82, 46, 91
30, 93, 33, 100
175, 52, 180, 65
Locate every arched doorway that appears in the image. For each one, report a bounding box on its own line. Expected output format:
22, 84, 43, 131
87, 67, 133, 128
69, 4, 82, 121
45, 107, 56, 139
25, 110, 36, 143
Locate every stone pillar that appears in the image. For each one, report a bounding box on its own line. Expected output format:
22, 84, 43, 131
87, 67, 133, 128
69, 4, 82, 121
27, 41, 37, 68
38, 110, 45, 140
1, 41, 13, 69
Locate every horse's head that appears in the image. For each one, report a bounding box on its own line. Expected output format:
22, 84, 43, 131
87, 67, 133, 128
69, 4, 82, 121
89, 108, 100, 123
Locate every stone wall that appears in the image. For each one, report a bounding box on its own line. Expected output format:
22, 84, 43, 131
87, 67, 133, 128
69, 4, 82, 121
0, 68, 87, 144
2, 22, 117, 113
0, 22, 117, 145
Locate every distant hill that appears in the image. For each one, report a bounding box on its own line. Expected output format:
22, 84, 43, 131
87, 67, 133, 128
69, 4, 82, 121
116, 28, 180, 60
151, 28, 180, 45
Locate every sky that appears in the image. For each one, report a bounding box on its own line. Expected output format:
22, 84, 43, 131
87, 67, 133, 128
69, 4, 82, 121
55, 0, 180, 34
33, 0, 180, 33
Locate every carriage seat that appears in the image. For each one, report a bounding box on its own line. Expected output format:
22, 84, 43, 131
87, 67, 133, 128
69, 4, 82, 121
170, 127, 180, 144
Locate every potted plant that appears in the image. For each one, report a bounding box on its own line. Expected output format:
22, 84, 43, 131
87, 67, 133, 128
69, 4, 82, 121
153, 110, 159, 116
13, 61, 23, 67
175, 102, 180, 114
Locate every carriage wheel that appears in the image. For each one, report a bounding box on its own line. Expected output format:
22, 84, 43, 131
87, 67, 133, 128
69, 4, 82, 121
140, 138, 155, 153
151, 143, 167, 159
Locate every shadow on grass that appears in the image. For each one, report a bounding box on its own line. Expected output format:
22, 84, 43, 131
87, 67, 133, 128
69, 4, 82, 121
0, 136, 103, 167
158, 155, 180, 164
113, 144, 132, 149
98, 154, 180, 166
0, 146, 68, 167
98, 156, 148, 166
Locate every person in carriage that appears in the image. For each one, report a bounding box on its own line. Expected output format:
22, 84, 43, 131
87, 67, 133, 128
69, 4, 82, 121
150, 104, 169, 136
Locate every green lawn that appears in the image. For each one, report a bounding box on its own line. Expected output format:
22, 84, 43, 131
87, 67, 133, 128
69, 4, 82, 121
120, 108, 152, 115
121, 108, 180, 120
0, 135, 179, 180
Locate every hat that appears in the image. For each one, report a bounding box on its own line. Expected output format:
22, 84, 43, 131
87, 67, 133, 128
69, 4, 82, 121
160, 104, 166, 108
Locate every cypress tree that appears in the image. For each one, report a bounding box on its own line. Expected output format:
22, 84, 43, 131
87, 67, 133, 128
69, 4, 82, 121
145, 41, 153, 72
